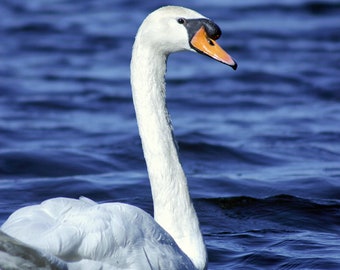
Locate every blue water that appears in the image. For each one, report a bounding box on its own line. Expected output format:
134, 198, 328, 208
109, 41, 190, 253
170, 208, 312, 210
1, 0, 340, 269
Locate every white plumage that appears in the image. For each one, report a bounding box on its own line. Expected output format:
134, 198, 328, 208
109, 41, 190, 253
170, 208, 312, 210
1, 5, 236, 270
2, 197, 194, 269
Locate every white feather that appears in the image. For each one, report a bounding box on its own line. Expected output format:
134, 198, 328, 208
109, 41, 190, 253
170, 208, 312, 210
2, 198, 195, 269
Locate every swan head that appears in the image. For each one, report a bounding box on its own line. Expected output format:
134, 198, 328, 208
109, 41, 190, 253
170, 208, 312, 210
135, 6, 237, 70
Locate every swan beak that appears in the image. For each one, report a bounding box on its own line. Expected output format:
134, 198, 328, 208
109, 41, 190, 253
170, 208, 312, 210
190, 26, 237, 70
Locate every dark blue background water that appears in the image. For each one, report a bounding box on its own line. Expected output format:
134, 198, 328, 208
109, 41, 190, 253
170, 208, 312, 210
1, 0, 340, 269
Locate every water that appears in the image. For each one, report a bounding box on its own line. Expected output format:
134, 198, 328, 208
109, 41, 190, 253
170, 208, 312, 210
1, 0, 340, 269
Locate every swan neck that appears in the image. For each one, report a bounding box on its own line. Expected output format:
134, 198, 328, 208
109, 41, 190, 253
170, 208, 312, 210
131, 45, 188, 218
130, 36, 207, 269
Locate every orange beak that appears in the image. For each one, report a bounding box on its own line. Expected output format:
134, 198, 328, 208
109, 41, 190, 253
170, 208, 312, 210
190, 26, 237, 70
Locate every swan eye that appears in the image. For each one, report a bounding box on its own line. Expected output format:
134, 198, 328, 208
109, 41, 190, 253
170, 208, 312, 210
177, 18, 186, 24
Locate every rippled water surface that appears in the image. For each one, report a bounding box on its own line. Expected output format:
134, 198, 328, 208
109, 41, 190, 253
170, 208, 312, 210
1, 0, 340, 269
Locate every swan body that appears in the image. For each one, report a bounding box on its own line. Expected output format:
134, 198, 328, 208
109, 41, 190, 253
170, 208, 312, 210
2, 197, 194, 269
1, 6, 236, 270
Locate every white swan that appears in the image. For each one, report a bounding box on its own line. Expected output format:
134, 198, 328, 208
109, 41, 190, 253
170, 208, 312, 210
1, 6, 236, 270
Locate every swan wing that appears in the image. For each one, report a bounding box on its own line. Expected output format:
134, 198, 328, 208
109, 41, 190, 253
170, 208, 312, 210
1, 197, 195, 269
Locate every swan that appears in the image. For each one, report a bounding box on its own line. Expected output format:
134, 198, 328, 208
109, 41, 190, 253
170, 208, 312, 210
1, 6, 237, 270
